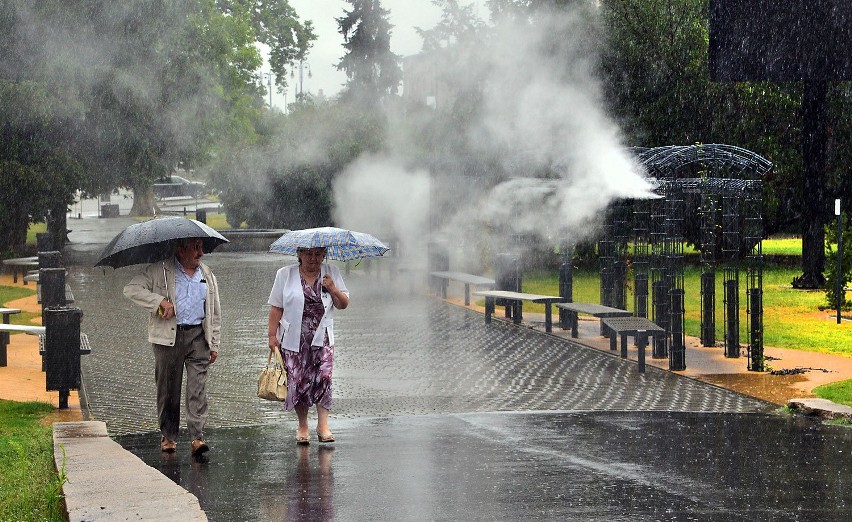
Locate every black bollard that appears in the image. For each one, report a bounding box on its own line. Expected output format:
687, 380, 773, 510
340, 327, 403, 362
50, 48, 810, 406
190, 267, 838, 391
44, 306, 83, 409
195, 208, 207, 224
38, 251, 62, 269
40, 268, 67, 312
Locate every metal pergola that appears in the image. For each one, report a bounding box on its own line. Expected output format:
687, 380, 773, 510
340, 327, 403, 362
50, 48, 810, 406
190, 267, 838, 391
596, 144, 771, 371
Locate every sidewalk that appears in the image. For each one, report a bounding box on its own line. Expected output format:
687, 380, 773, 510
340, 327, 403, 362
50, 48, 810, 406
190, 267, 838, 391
440, 294, 852, 410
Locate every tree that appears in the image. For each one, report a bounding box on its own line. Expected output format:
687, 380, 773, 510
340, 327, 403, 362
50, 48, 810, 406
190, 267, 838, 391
336, 0, 402, 105
598, 0, 811, 245
0, 5, 85, 252
208, 99, 386, 229
217, 0, 316, 94
0, 0, 319, 248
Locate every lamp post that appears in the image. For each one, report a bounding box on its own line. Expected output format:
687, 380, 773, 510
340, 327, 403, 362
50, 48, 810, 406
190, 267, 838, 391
291, 60, 311, 99
836, 198, 843, 324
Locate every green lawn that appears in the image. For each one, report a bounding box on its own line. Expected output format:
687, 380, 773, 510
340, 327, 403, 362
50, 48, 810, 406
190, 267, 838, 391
523, 264, 844, 356
0, 401, 65, 521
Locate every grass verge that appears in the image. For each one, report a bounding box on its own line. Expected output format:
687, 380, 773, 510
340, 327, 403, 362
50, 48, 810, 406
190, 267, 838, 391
813, 381, 852, 409
0, 285, 40, 326
0, 400, 65, 521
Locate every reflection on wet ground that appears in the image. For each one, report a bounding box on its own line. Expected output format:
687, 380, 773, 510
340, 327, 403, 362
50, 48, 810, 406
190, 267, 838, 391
118, 411, 852, 521
698, 373, 812, 406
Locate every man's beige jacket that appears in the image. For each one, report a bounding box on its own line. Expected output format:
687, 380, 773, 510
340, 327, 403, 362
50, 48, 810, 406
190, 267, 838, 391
123, 257, 221, 351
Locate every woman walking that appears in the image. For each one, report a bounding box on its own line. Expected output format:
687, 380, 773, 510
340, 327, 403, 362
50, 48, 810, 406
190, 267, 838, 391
267, 247, 349, 444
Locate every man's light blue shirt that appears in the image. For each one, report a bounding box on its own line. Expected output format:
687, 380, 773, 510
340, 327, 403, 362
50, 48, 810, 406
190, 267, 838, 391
174, 257, 207, 326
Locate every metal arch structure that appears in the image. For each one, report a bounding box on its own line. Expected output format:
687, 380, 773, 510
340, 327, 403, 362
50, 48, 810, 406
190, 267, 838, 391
627, 144, 773, 180
597, 144, 770, 372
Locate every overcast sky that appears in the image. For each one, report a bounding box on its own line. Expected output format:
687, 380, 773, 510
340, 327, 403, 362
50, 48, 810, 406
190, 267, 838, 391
261, 0, 451, 108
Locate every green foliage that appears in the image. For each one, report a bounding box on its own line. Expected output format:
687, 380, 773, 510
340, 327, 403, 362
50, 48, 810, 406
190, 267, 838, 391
0, 400, 65, 521
824, 214, 852, 309
0, 74, 83, 254
220, 0, 315, 93
0, 0, 312, 234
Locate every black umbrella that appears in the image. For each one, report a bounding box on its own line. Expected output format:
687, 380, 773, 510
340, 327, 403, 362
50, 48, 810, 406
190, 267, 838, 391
94, 217, 229, 268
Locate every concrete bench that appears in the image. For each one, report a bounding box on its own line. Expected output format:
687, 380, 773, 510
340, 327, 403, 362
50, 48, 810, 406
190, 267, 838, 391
0, 308, 23, 367
0, 321, 89, 355
39, 332, 92, 366
0, 323, 45, 335
474, 290, 565, 333
2, 257, 39, 284
601, 316, 666, 373
37, 283, 74, 304
430, 271, 496, 305
555, 302, 633, 337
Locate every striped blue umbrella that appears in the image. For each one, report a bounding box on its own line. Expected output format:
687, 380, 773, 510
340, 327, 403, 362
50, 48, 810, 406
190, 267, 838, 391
268, 227, 390, 261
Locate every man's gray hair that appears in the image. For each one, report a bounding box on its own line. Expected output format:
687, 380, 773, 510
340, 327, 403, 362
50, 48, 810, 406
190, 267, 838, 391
176, 237, 202, 249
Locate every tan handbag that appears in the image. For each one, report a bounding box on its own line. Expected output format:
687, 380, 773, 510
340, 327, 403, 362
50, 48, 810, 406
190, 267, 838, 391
257, 350, 287, 401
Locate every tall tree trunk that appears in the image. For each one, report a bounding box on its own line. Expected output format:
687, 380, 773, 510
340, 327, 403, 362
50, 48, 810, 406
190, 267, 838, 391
130, 186, 157, 217
794, 80, 828, 289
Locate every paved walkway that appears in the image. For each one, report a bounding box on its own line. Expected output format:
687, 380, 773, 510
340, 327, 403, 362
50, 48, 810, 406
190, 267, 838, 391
3, 213, 852, 519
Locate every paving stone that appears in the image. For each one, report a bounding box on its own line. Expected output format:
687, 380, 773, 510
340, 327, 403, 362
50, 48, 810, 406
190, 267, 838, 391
70, 253, 771, 437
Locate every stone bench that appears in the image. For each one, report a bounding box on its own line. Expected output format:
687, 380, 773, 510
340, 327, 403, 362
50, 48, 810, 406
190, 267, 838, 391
0, 324, 91, 373
2, 256, 39, 284
474, 290, 566, 333
0, 307, 22, 367
555, 302, 633, 337
601, 316, 666, 373
430, 271, 496, 305
37, 283, 74, 304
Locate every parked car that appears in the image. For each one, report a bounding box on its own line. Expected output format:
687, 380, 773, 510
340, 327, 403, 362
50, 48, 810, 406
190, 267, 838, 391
152, 175, 207, 199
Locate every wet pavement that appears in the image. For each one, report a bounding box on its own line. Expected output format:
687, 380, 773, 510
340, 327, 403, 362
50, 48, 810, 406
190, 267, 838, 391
116, 412, 852, 521
62, 232, 852, 520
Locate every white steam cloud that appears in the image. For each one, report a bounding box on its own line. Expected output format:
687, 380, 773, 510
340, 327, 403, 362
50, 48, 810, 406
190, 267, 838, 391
335, 5, 653, 269
333, 155, 431, 262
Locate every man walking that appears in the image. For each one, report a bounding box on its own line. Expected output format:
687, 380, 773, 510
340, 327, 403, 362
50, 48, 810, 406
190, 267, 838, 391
124, 237, 221, 456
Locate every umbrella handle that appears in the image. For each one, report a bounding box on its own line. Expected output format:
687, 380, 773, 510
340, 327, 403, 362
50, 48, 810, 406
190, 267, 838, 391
162, 262, 171, 302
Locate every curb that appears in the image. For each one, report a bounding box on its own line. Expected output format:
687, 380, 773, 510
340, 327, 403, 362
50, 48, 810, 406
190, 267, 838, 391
53, 421, 206, 521
787, 398, 852, 420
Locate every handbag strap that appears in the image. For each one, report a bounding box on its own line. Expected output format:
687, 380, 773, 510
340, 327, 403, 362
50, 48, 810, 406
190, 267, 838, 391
268, 349, 285, 368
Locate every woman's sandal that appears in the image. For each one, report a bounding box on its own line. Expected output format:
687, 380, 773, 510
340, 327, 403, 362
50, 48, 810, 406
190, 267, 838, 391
316, 431, 335, 443
296, 431, 310, 445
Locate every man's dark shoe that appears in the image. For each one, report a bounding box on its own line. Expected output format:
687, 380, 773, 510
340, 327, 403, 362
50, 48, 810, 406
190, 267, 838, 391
191, 438, 209, 456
